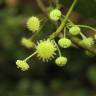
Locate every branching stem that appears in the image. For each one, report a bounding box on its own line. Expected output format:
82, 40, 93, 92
49, 0, 78, 39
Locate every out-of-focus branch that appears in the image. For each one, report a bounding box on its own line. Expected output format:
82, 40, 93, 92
36, 0, 48, 17
70, 37, 96, 55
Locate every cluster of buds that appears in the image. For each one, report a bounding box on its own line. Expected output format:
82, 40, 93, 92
16, 2, 96, 71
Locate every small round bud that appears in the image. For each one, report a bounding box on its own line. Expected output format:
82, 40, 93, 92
55, 56, 67, 67
58, 38, 72, 48
80, 37, 94, 48
21, 37, 34, 49
27, 16, 40, 32
69, 26, 81, 35
16, 60, 29, 71
49, 9, 61, 21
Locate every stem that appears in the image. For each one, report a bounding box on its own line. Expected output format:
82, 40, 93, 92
62, 15, 74, 25
77, 25, 96, 32
55, 0, 59, 8
65, 17, 96, 32
80, 32, 86, 39
64, 27, 66, 38
24, 52, 37, 62
49, 0, 78, 39
53, 40, 62, 56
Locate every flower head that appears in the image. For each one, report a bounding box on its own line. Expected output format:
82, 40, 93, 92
55, 56, 67, 67
27, 16, 40, 32
36, 39, 57, 61
69, 26, 81, 35
80, 37, 94, 48
21, 37, 34, 48
49, 9, 61, 21
58, 38, 72, 48
16, 60, 29, 71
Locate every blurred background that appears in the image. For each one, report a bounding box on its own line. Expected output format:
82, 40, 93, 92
0, 0, 96, 96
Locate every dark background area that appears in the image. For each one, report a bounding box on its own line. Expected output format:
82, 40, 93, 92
0, 0, 96, 96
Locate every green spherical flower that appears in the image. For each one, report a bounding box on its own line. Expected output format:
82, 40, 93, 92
49, 9, 61, 21
16, 60, 29, 71
36, 39, 57, 61
69, 26, 81, 35
21, 37, 34, 48
55, 56, 67, 67
80, 37, 94, 48
27, 16, 40, 32
58, 38, 72, 48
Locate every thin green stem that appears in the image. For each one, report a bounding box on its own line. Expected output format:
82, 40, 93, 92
80, 32, 86, 39
55, 0, 59, 8
62, 15, 74, 25
24, 52, 37, 62
49, 0, 78, 39
54, 40, 62, 56
64, 27, 67, 38
77, 25, 96, 32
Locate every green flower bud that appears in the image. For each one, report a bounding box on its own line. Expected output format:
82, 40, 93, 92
58, 38, 72, 48
69, 26, 81, 35
55, 56, 67, 67
27, 16, 40, 32
49, 9, 61, 21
